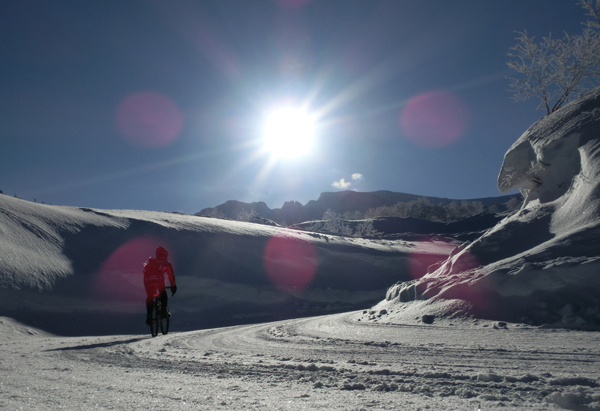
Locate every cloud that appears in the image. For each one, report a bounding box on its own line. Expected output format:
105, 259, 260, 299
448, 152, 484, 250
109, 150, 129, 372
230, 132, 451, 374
332, 178, 351, 189
351, 173, 363, 180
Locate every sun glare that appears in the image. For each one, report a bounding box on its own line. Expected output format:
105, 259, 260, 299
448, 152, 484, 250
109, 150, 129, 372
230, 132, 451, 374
263, 107, 315, 158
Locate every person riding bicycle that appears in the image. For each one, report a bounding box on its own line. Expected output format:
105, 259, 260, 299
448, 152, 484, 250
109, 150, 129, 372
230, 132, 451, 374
143, 246, 177, 326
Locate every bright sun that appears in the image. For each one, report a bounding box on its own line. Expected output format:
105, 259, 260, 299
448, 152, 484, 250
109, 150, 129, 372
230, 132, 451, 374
263, 107, 315, 158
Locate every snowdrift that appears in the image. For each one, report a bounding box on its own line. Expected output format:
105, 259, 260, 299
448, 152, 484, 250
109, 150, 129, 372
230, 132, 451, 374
0, 194, 454, 335
380, 87, 600, 328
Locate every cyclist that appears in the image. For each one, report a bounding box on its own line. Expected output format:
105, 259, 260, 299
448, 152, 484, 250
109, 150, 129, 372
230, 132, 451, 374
143, 246, 177, 325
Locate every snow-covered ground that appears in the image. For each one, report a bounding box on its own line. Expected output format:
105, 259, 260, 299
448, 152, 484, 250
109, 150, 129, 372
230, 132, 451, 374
3, 89, 600, 409
2, 313, 599, 410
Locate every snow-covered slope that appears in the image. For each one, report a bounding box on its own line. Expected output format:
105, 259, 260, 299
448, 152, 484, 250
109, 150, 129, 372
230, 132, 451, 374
0, 194, 455, 335
379, 87, 600, 328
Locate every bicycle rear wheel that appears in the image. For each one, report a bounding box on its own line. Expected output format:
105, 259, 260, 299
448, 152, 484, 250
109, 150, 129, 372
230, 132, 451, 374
149, 302, 160, 337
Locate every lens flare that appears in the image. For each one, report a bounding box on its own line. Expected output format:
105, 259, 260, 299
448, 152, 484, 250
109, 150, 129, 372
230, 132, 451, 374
408, 253, 447, 280
421, 242, 488, 312
400, 91, 469, 148
436, 252, 491, 316
408, 237, 458, 280
93, 236, 169, 306
116, 91, 183, 148
263, 235, 318, 290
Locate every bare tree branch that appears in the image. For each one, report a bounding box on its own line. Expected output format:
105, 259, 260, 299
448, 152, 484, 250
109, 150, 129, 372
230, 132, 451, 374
508, 2, 600, 115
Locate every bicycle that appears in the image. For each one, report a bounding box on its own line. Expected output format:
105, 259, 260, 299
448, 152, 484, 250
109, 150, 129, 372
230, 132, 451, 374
149, 287, 171, 337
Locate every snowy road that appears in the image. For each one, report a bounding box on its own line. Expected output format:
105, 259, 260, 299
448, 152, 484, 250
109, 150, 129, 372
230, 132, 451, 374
1, 313, 599, 410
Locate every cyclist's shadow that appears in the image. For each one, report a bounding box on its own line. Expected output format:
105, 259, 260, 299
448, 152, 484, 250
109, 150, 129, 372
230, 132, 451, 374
45, 336, 146, 352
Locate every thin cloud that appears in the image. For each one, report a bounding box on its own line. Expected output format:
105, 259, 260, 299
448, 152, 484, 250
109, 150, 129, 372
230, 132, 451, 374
352, 173, 363, 180
332, 178, 351, 189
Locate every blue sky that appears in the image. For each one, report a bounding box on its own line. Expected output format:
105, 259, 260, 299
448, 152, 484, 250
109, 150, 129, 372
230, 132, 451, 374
0, 0, 588, 213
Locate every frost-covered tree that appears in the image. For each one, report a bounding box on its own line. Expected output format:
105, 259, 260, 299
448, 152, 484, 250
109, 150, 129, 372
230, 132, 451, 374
353, 220, 379, 238
581, 0, 600, 31
364, 199, 488, 222
507, 0, 600, 114
236, 208, 258, 222
318, 209, 378, 237
406, 197, 437, 220
207, 208, 227, 219
322, 209, 353, 236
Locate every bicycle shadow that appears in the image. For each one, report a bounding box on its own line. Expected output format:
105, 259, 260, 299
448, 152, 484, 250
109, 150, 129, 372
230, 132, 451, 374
45, 336, 146, 352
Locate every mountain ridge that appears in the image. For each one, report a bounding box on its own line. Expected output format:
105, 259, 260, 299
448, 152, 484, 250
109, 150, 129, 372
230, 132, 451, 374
196, 190, 521, 225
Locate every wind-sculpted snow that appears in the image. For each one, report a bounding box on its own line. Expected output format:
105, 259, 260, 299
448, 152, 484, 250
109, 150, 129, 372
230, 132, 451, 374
2, 314, 599, 410
383, 87, 600, 328
0, 194, 455, 335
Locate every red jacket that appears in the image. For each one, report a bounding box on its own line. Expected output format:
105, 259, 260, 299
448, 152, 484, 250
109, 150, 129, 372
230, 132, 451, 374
143, 257, 175, 288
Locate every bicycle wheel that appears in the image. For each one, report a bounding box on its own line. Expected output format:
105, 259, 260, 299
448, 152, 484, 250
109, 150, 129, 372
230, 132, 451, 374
149, 302, 160, 337
160, 315, 169, 335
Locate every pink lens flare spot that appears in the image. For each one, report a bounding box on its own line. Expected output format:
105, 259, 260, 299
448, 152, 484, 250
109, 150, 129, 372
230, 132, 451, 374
408, 253, 447, 280
407, 237, 459, 280
263, 235, 318, 291
400, 91, 469, 148
116, 91, 183, 148
93, 236, 168, 304
436, 249, 490, 315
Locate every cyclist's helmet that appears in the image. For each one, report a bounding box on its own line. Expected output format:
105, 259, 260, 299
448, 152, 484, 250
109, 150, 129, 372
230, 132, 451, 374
156, 246, 168, 259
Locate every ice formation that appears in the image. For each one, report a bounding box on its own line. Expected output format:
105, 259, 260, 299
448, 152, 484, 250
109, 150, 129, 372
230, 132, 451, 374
383, 87, 600, 328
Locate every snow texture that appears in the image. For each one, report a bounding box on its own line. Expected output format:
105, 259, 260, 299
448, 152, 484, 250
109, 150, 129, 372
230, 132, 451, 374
0, 193, 455, 335
383, 86, 600, 329
1, 312, 599, 410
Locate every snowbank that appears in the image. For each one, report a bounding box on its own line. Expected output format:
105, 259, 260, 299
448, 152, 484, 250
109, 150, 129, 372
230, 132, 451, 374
0, 194, 454, 335
380, 87, 600, 328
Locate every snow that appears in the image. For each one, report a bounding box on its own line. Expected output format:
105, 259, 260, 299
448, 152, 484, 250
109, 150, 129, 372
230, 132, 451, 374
1, 313, 599, 410
381, 87, 600, 329
2, 89, 600, 409
0, 193, 455, 335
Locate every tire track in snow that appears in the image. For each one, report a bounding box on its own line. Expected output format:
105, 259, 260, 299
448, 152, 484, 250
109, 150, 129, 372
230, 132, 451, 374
3, 314, 600, 410
103, 312, 600, 408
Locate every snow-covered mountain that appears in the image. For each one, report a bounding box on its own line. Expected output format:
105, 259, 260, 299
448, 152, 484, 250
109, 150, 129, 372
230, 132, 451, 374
378, 87, 600, 329
0, 194, 460, 335
197, 190, 519, 225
